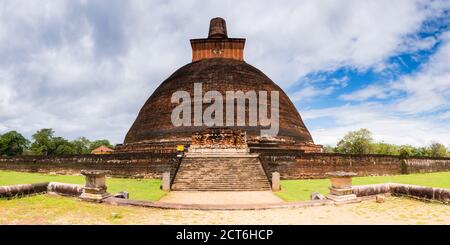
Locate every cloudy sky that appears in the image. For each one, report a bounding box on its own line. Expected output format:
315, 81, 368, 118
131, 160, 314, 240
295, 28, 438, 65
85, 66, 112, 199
0, 0, 449, 146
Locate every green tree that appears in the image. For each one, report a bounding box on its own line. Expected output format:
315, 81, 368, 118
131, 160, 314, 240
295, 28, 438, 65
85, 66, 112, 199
27, 128, 115, 155
30, 128, 54, 155
323, 145, 336, 153
30, 129, 76, 155
51, 137, 76, 155
429, 142, 448, 157
54, 144, 77, 155
399, 145, 415, 157
335, 128, 373, 154
89, 139, 114, 152
0, 131, 30, 156
71, 137, 91, 154
371, 142, 399, 155
413, 146, 432, 157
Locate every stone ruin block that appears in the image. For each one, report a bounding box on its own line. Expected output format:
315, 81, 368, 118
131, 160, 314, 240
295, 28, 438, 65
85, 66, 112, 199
326, 171, 357, 203
80, 170, 112, 202
433, 188, 450, 203
113, 191, 129, 199
272, 172, 280, 191
162, 172, 171, 191
310, 192, 325, 200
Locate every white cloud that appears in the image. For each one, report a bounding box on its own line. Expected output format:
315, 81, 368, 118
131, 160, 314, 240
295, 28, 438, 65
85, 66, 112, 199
400, 35, 439, 52
290, 86, 334, 102
304, 103, 450, 147
0, 0, 449, 145
239, 0, 447, 84
392, 32, 450, 114
330, 76, 349, 88
303, 31, 450, 146
438, 111, 450, 119
340, 85, 389, 101
337, 30, 450, 110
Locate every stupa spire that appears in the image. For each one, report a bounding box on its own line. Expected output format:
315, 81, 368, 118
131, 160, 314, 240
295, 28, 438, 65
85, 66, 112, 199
208, 17, 228, 38
190, 17, 245, 62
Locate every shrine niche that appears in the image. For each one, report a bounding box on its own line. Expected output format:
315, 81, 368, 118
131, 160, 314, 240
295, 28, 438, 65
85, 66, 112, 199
188, 128, 250, 155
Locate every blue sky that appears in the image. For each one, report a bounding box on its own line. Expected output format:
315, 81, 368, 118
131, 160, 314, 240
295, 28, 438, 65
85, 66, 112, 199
0, 0, 449, 146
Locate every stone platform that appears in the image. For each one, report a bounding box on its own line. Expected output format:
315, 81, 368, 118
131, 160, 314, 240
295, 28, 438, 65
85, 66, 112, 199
171, 128, 272, 191
159, 191, 284, 205
171, 155, 272, 191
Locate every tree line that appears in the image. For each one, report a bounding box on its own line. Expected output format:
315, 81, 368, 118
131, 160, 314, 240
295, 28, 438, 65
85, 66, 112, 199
324, 128, 450, 157
0, 129, 114, 156
1, 127, 448, 158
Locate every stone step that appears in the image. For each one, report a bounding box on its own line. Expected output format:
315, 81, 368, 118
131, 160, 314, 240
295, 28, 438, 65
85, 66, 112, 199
172, 186, 271, 189
173, 184, 270, 187
174, 177, 270, 180
172, 182, 271, 186
171, 156, 271, 191
173, 188, 272, 191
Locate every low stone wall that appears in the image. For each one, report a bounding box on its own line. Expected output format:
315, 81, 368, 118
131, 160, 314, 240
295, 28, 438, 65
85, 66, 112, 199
352, 183, 450, 203
0, 182, 48, 198
0, 153, 180, 179
0, 182, 83, 198
0, 152, 449, 180
403, 158, 450, 173
352, 183, 391, 196
259, 152, 450, 179
47, 182, 84, 196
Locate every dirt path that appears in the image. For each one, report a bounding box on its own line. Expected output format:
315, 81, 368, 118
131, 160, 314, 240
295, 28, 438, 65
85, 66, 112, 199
152, 197, 450, 225
1, 195, 449, 224
159, 191, 284, 205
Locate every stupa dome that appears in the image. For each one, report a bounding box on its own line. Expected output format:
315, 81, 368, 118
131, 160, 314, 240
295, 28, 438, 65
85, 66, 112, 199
118, 18, 322, 153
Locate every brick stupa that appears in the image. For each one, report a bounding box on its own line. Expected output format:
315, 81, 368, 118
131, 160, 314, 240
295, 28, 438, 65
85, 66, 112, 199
116, 17, 322, 154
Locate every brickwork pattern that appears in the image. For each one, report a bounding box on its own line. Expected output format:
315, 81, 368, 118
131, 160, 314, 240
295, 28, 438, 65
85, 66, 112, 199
1, 153, 449, 180
171, 156, 271, 191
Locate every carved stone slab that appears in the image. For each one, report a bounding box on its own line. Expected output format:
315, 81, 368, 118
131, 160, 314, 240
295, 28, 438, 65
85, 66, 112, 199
188, 128, 250, 156
191, 128, 247, 149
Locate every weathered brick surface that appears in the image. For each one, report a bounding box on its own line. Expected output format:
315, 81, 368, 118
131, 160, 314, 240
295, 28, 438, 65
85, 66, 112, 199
0, 153, 449, 180
403, 158, 450, 173
171, 156, 271, 191
123, 58, 316, 148
120, 17, 323, 153
191, 39, 245, 62
191, 17, 245, 62
0, 153, 180, 179
259, 152, 450, 179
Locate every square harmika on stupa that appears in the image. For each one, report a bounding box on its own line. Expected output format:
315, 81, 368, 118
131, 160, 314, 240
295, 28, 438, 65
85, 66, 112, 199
115, 17, 323, 155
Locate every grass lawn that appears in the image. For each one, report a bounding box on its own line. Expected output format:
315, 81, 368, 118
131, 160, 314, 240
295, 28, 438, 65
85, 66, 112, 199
276, 171, 450, 202
0, 170, 166, 201
0, 194, 449, 224
2, 170, 450, 203
0, 194, 149, 224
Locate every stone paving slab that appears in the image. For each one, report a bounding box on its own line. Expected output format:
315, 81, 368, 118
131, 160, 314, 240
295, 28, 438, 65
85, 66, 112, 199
159, 191, 284, 205
103, 196, 335, 210
103, 191, 382, 210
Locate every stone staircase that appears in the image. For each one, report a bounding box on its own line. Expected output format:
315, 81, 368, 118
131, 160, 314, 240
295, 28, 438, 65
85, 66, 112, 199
171, 155, 271, 191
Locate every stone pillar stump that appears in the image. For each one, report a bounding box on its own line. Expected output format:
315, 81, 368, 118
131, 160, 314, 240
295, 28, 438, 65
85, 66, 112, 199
162, 172, 171, 191
272, 172, 280, 191
80, 170, 111, 202
326, 171, 357, 202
